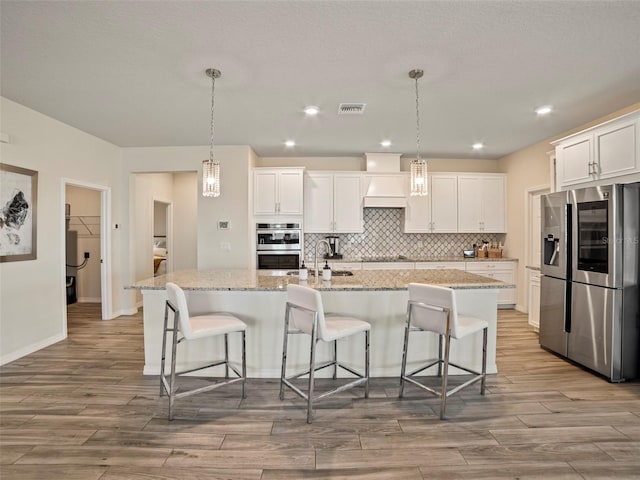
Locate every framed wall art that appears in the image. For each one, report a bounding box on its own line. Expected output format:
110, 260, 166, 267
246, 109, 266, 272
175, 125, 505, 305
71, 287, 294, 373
0, 163, 38, 262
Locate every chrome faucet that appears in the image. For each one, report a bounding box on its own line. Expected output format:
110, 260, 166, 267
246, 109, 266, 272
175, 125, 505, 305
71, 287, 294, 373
314, 239, 332, 278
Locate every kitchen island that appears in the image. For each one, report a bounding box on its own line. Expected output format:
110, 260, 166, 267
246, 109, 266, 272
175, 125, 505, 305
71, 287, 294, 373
130, 268, 512, 378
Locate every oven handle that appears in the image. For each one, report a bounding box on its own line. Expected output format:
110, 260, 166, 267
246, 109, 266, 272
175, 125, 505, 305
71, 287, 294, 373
256, 250, 301, 255
256, 229, 301, 235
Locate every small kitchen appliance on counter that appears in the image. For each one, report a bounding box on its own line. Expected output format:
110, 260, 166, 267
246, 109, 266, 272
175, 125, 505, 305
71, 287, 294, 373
324, 235, 342, 259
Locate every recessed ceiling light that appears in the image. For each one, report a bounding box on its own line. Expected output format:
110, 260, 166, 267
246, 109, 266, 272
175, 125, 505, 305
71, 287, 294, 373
380, 140, 392, 147
472, 142, 484, 150
284, 140, 295, 147
535, 105, 552, 115
304, 105, 319, 116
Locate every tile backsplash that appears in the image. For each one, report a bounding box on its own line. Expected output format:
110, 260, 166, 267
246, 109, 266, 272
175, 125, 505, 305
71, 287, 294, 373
304, 208, 505, 259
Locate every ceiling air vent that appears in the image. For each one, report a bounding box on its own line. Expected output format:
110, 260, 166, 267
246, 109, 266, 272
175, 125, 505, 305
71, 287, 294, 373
338, 103, 366, 115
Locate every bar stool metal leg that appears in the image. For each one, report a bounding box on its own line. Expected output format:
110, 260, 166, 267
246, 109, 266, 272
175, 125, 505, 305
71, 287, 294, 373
364, 330, 370, 398
279, 304, 291, 401
160, 302, 170, 397
241, 330, 247, 399
224, 333, 230, 379
332, 340, 338, 380
168, 310, 180, 421
307, 316, 319, 423
481, 327, 488, 395
399, 304, 412, 398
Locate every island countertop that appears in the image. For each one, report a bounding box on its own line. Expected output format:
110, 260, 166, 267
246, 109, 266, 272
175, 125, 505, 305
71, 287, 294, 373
129, 268, 513, 292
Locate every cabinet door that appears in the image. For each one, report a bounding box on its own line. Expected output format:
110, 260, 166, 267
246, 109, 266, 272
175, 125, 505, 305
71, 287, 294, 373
595, 120, 637, 180
431, 175, 458, 232
254, 171, 277, 215
481, 176, 506, 232
278, 170, 304, 215
333, 174, 363, 233
457, 176, 483, 232
558, 133, 593, 187
403, 186, 431, 232
528, 271, 541, 329
304, 173, 334, 232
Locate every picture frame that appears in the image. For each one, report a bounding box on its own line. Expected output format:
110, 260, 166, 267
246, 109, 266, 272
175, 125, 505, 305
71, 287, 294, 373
0, 163, 38, 262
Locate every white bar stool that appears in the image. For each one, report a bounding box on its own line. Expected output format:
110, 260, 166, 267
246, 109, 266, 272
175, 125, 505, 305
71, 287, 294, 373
279, 284, 370, 423
399, 283, 488, 419
160, 282, 247, 420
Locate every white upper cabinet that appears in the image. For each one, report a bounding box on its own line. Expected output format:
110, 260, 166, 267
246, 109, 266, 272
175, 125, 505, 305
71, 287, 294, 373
304, 172, 363, 233
457, 174, 506, 233
253, 168, 304, 216
403, 174, 458, 233
555, 110, 640, 189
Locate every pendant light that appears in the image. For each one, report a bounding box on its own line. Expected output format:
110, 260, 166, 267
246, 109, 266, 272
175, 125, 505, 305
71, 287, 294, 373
202, 68, 221, 197
409, 69, 427, 196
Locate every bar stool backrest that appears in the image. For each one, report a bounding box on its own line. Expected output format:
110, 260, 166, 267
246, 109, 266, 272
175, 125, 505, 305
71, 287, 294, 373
408, 283, 460, 337
166, 282, 194, 339
287, 284, 328, 341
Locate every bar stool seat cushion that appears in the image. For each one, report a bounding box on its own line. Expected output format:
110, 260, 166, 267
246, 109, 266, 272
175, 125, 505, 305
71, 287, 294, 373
456, 315, 489, 339
188, 314, 248, 340
322, 314, 371, 342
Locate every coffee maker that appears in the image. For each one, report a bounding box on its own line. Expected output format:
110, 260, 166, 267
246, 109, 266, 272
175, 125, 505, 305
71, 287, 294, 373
324, 235, 342, 259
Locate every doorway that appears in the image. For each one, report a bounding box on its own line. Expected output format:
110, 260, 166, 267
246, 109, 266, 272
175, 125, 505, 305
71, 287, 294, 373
62, 179, 112, 326
153, 200, 172, 276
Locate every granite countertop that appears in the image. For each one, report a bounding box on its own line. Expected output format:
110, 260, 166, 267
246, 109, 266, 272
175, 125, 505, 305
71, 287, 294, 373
327, 256, 517, 263
129, 268, 513, 292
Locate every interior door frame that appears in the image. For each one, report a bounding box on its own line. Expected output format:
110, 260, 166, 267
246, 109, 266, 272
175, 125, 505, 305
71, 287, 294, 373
61, 178, 112, 326
524, 184, 551, 311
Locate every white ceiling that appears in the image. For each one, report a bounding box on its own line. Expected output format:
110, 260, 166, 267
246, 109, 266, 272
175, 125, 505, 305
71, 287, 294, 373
2, 1, 639, 159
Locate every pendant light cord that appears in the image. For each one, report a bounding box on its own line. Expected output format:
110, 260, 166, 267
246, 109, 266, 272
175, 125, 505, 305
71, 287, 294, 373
415, 74, 421, 163
209, 72, 216, 163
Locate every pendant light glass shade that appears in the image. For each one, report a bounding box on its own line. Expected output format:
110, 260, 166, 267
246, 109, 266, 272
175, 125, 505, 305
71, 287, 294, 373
410, 158, 427, 196
203, 68, 221, 197
202, 159, 220, 197
409, 69, 427, 196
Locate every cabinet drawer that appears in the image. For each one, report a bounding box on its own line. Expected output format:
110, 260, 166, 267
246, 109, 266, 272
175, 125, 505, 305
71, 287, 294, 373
361, 262, 415, 270
414, 262, 464, 270
466, 261, 514, 272
328, 262, 362, 270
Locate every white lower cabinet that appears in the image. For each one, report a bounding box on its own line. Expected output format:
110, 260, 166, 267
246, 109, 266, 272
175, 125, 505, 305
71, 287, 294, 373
466, 261, 516, 307
528, 270, 541, 330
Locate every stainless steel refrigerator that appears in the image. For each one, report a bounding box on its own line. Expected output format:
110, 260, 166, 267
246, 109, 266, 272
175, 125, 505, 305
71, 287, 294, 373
540, 183, 640, 382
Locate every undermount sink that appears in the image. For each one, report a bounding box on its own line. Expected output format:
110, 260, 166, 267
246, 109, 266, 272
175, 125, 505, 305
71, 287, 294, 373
286, 270, 353, 277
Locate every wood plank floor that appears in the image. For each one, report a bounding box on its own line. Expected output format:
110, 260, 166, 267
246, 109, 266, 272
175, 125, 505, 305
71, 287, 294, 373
1, 305, 639, 479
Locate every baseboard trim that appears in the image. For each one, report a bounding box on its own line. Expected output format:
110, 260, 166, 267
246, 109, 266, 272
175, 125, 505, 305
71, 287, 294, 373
1, 332, 66, 366
78, 297, 102, 303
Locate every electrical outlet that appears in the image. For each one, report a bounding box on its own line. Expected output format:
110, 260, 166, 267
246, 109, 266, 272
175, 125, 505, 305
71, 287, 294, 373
220, 242, 231, 251
83, 252, 90, 259
416, 240, 424, 248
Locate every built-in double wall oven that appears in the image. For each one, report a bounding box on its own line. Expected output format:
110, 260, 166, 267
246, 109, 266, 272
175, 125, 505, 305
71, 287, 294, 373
256, 223, 301, 270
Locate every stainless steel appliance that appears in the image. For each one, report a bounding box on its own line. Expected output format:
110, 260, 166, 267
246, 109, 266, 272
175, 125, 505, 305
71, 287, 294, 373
540, 183, 640, 381
324, 235, 342, 259
256, 223, 301, 270
539, 190, 571, 357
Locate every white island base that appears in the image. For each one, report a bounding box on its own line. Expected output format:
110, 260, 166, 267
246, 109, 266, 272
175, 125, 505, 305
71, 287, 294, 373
140, 287, 498, 378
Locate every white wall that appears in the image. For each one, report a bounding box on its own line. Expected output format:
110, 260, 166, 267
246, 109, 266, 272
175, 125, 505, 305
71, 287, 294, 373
172, 172, 197, 271
0, 97, 126, 365
123, 146, 254, 272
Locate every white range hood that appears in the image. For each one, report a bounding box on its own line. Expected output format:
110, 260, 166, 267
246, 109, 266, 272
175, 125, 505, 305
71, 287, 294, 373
363, 153, 408, 208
